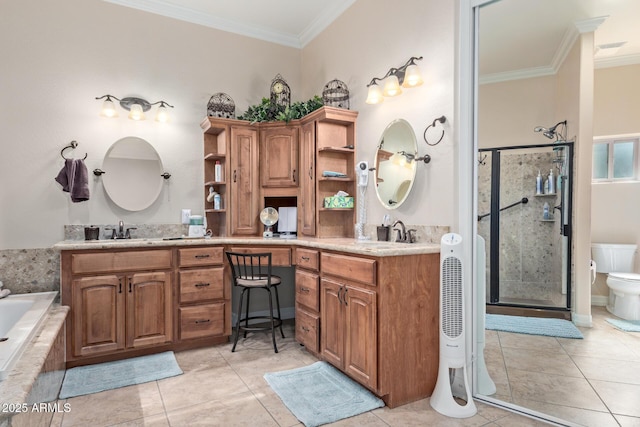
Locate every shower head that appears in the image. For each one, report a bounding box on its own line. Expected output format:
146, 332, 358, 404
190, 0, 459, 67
534, 121, 567, 140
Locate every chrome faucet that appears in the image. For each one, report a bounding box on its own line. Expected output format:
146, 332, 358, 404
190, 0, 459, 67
118, 220, 124, 237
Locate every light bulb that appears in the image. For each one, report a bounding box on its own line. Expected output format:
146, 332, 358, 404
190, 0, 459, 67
128, 103, 145, 121
155, 104, 169, 123
365, 83, 384, 105
402, 64, 423, 88
101, 98, 118, 117
382, 75, 402, 97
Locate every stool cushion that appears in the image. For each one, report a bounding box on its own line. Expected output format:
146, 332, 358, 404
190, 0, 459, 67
236, 275, 282, 287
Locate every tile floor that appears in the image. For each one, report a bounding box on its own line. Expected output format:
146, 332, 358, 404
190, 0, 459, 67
483, 306, 640, 427
49, 321, 547, 427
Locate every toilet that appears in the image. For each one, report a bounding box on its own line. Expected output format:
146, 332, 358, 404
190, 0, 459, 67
591, 243, 640, 320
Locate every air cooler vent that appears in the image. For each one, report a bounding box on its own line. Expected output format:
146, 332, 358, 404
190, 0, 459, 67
441, 255, 462, 339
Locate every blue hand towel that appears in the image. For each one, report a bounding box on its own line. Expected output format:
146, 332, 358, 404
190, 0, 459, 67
55, 159, 90, 202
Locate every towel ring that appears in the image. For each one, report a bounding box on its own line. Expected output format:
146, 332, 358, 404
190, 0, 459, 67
423, 116, 446, 146
61, 141, 87, 160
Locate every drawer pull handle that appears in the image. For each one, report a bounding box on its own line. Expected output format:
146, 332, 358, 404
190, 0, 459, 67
195, 254, 211, 259
301, 326, 310, 332
195, 319, 211, 324
299, 287, 310, 293
118, 279, 122, 294
194, 282, 210, 288
337, 287, 343, 304
343, 287, 348, 306
301, 256, 310, 261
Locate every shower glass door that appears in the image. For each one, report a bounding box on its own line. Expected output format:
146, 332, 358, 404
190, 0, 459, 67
478, 142, 573, 311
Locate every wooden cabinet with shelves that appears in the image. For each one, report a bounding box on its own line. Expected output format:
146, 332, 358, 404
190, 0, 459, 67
62, 249, 173, 365
201, 118, 260, 236
177, 246, 230, 342
203, 106, 357, 238
300, 107, 358, 238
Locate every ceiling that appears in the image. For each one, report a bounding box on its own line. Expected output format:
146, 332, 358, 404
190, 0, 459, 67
102, 0, 357, 48
479, 0, 640, 83
104, 0, 640, 82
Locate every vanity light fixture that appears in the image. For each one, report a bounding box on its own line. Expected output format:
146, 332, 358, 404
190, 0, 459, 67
95, 95, 174, 122
365, 56, 423, 105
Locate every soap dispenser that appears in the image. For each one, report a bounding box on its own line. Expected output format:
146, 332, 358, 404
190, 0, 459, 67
548, 169, 555, 194
543, 202, 550, 220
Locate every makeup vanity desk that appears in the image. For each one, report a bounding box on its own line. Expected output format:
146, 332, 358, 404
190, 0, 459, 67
55, 237, 440, 408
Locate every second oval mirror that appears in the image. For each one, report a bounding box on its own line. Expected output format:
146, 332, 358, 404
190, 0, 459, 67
374, 119, 418, 209
102, 136, 164, 211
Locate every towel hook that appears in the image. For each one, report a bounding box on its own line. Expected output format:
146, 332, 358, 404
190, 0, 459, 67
61, 140, 87, 160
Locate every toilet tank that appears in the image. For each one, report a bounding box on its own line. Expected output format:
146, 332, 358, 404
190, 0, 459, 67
591, 243, 637, 273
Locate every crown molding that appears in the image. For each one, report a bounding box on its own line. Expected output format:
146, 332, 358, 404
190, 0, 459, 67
102, 0, 355, 49
595, 53, 640, 69
574, 16, 608, 34
479, 65, 555, 85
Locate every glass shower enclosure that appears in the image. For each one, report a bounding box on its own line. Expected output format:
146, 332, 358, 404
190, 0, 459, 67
477, 142, 573, 312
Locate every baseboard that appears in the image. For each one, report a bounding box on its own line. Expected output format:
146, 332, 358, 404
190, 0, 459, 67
591, 295, 608, 307
572, 312, 592, 327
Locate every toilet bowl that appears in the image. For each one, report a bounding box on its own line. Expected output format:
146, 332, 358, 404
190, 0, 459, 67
591, 243, 640, 321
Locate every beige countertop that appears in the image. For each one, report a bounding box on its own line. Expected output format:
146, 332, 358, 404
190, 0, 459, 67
53, 236, 440, 257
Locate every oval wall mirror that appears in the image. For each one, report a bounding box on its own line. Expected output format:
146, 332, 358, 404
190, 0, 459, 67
374, 119, 418, 209
102, 136, 164, 211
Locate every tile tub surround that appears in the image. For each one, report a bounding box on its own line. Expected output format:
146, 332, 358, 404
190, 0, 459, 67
0, 248, 60, 294
0, 305, 68, 427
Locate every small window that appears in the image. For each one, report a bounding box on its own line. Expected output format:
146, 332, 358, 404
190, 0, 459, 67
592, 136, 639, 181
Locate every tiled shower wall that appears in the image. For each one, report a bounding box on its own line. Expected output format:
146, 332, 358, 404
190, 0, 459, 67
478, 151, 565, 306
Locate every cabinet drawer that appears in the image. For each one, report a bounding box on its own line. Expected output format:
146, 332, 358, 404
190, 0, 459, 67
295, 308, 319, 353
295, 269, 319, 312
179, 303, 225, 340
71, 250, 172, 274
321, 253, 376, 285
295, 248, 319, 271
179, 268, 224, 303
178, 247, 223, 267
228, 247, 291, 266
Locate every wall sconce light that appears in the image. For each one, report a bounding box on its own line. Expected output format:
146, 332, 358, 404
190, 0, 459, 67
95, 95, 174, 122
365, 56, 423, 105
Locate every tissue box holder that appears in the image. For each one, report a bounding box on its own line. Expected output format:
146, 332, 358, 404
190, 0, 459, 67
323, 196, 354, 209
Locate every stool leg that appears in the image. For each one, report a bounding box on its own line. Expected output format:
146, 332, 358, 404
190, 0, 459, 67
274, 286, 285, 338
266, 287, 278, 353
232, 287, 246, 352
244, 288, 251, 338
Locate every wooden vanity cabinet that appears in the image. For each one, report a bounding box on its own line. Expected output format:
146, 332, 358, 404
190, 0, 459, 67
317, 250, 440, 408
62, 249, 173, 364
177, 246, 230, 342
294, 248, 320, 354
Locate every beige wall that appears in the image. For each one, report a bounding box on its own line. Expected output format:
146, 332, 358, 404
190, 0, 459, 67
0, 0, 456, 251
302, 0, 456, 229
0, 0, 302, 249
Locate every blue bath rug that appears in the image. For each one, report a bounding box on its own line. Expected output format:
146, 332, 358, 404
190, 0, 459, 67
486, 314, 583, 339
606, 318, 640, 332
264, 361, 384, 427
59, 351, 182, 399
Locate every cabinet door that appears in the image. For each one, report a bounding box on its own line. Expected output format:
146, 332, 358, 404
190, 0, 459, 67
344, 285, 377, 390
230, 125, 260, 235
260, 126, 299, 187
126, 271, 173, 348
300, 121, 316, 235
71, 275, 125, 357
320, 278, 344, 368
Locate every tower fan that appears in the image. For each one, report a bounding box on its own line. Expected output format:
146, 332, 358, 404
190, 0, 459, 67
430, 233, 477, 418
